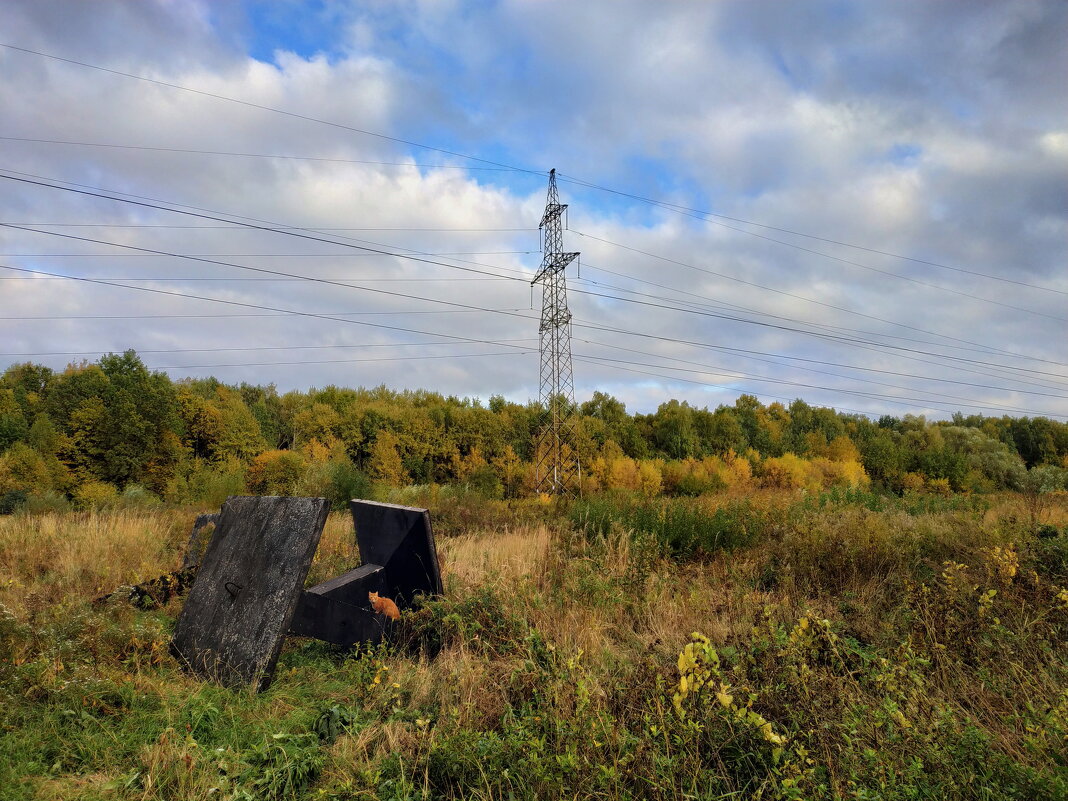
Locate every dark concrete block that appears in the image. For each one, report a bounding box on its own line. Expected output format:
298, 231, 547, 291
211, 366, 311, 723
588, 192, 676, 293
289, 564, 387, 645
350, 500, 443, 608
170, 496, 330, 690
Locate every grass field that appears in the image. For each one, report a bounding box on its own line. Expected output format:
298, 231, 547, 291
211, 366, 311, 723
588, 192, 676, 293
1, 489, 1067, 800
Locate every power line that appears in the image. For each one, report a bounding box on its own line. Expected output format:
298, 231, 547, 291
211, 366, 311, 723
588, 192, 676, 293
5, 133, 1063, 300
0, 276, 515, 283
576, 263, 1037, 363
11, 219, 1063, 390
150, 350, 535, 371
0, 339, 536, 358
0, 177, 535, 283
6, 260, 1065, 416
577, 327, 1068, 400
0, 251, 536, 257
570, 316, 1068, 389
0, 309, 530, 320
0, 223, 532, 231
577, 337, 1068, 407
0, 43, 542, 175
0, 167, 537, 255
571, 230, 1068, 362
6, 234, 1064, 392
0, 262, 540, 351
12, 165, 1057, 381
6, 224, 1064, 395
557, 174, 1068, 297
0, 225, 540, 324
573, 353, 1068, 420
570, 266, 1068, 392
4, 168, 1064, 409
564, 286, 1068, 378
0, 135, 524, 172
6, 40, 1061, 306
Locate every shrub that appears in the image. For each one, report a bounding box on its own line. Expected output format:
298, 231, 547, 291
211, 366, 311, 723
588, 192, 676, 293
759, 453, 813, 490
246, 450, 306, 495
22, 490, 71, 514
73, 480, 120, 509
0, 489, 27, 515
465, 464, 503, 500
167, 459, 246, 506
325, 460, 374, 509
118, 484, 161, 509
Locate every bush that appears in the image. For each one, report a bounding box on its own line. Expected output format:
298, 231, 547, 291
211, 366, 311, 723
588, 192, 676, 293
73, 480, 119, 510
118, 484, 161, 509
1029, 532, 1068, 583
167, 459, 246, 506
246, 450, 306, 495
325, 460, 374, 510
465, 464, 503, 500
0, 489, 27, 515
675, 470, 724, 497
22, 490, 71, 514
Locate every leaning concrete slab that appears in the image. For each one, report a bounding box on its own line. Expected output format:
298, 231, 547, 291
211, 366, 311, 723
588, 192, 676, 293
170, 496, 330, 690
350, 500, 443, 609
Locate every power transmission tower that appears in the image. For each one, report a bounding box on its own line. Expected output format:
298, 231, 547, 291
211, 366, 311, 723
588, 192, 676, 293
532, 169, 580, 495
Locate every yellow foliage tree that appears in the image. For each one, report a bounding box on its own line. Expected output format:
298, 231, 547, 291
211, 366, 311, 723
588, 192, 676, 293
368, 431, 408, 486
637, 460, 663, 497
492, 445, 524, 498
823, 435, 862, 463
246, 450, 306, 495
720, 450, 753, 489
759, 453, 814, 491
608, 457, 641, 491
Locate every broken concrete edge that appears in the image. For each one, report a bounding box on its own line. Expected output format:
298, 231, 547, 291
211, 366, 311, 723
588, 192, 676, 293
93, 506, 220, 608
182, 511, 220, 570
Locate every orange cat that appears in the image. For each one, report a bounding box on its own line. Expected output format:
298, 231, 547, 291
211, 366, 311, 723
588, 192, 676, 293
368, 591, 401, 621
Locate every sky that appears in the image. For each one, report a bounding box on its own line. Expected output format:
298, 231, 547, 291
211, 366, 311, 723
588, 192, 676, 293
0, 0, 1065, 420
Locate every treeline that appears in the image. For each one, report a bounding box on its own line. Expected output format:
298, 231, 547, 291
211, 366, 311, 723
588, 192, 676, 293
1, 350, 1066, 510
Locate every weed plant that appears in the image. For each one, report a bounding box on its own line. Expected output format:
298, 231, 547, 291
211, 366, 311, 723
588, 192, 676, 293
1, 491, 1066, 799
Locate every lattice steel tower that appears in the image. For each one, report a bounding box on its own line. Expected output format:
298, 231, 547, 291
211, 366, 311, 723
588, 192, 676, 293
532, 169, 580, 495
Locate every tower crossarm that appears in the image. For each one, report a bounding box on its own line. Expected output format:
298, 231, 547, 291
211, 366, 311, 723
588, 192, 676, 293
531, 251, 578, 285
540, 202, 567, 229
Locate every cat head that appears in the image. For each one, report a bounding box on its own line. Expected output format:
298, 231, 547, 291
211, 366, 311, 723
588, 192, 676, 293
368, 591, 380, 602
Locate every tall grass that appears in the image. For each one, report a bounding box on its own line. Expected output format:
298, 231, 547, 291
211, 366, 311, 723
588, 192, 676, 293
571, 493, 775, 558
1, 492, 1066, 799
0, 509, 187, 610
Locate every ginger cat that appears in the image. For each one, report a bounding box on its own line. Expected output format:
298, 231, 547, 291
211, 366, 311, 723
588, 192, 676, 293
368, 591, 401, 621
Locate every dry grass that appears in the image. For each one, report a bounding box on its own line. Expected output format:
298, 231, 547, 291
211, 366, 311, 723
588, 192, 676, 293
1, 493, 1066, 800
0, 509, 187, 611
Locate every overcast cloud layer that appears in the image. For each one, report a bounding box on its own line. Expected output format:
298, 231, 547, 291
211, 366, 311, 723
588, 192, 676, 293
0, 0, 1065, 419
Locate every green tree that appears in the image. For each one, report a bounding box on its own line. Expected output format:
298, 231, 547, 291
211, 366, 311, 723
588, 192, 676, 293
213, 387, 268, 462
292, 402, 342, 447
0, 389, 27, 453
651, 400, 699, 459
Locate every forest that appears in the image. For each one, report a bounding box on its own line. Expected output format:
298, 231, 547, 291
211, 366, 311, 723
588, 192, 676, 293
2, 350, 1067, 514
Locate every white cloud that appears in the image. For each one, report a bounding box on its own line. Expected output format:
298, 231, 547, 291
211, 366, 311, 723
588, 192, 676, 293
0, 0, 1064, 420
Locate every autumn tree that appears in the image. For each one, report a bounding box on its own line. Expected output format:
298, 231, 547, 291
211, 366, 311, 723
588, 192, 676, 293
368, 431, 408, 486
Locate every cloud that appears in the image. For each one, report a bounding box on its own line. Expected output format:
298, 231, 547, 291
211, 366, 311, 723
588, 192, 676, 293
0, 0, 1065, 420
